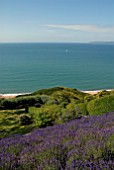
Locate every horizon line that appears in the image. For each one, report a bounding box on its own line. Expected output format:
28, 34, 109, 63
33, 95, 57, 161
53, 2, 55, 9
0, 41, 114, 44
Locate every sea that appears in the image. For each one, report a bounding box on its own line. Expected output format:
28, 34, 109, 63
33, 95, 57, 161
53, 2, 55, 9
0, 43, 114, 94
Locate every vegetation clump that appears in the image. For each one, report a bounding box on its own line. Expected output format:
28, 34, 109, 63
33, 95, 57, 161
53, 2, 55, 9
19, 115, 33, 125
87, 95, 114, 115
1, 86, 114, 137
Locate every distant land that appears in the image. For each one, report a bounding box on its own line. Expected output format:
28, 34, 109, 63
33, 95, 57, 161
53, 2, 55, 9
89, 41, 114, 45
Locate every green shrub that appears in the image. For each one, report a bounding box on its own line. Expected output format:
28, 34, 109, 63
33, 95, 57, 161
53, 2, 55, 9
110, 90, 114, 95
106, 134, 114, 154
40, 95, 51, 103
60, 109, 79, 123
76, 103, 89, 116
84, 95, 94, 102
66, 102, 88, 116
59, 102, 68, 108
16, 96, 43, 107
52, 91, 71, 104
29, 103, 82, 127
0, 96, 43, 110
32, 87, 64, 95
28, 105, 60, 127
0, 99, 17, 109
66, 103, 76, 110
19, 115, 33, 125
96, 90, 111, 98
87, 95, 114, 115
32, 87, 87, 103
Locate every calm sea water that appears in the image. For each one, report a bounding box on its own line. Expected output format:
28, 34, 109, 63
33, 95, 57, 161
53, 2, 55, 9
0, 43, 114, 94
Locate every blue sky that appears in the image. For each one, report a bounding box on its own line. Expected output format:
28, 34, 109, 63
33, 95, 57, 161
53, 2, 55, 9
0, 0, 114, 42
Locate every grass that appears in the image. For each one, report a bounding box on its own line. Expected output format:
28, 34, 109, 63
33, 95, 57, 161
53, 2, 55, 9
0, 109, 35, 138
1, 86, 114, 138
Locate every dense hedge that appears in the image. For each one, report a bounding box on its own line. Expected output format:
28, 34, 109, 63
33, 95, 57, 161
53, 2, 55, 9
87, 95, 114, 115
28, 104, 83, 127
0, 96, 43, 110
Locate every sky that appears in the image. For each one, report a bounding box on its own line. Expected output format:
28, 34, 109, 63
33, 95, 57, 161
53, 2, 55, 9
0, 0, 114, 42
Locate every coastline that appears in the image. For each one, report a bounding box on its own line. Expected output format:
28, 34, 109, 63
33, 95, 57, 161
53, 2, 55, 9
81, 89, 112, 95
0, 93, 30, 99
0, 89, 113, 99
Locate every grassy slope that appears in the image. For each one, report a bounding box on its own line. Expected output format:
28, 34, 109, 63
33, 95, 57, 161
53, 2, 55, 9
0, 87, 114, 138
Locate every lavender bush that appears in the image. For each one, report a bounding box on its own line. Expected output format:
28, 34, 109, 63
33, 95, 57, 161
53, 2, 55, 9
0, 112, 114, 170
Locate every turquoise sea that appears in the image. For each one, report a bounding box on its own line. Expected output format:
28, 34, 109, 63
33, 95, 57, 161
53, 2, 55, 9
0, 43, 114, 94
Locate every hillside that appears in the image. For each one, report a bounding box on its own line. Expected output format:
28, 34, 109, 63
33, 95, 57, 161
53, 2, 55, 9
0, 86, 114, 138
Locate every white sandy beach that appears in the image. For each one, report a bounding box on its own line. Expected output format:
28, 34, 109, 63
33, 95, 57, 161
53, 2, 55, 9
81, 89, 112, 95
0, 89, 113, 99
82, 89, 113, 95
0, 93, 30, 99
81, 90, 101, 95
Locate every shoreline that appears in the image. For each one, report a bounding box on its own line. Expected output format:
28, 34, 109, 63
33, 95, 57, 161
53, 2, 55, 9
0, 93, 30, 99
81, 89, 112, 95
0, 89, 113, 99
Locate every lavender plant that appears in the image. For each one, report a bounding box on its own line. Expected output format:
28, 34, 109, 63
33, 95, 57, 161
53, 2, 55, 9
0, 112, 114, 170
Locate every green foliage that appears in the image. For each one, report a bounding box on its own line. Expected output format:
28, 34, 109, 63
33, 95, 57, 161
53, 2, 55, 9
52, 91, 71, 104
0, 109, 34, 138
84, 94, 94, 102
19, 115, 33, 125
32, 87, 65, 95
0, 87, 90, 137
76, 103, 89, 116
0, 98, 14, 110
87, 95, 114, 115
66, 102, 88, 116
0, 96, 43, 110
32, 86, 87, 102
106, 134, 114, 160
0, 87, 88, 110
110, 90, 114, 95
59, 108, 81, 123
96, 90, 111, 98
52, 90, 87, 105
28, 106, 58, 127
29, 103, 84, 127
2, 86, 114, 138
40, 95, 52, 103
